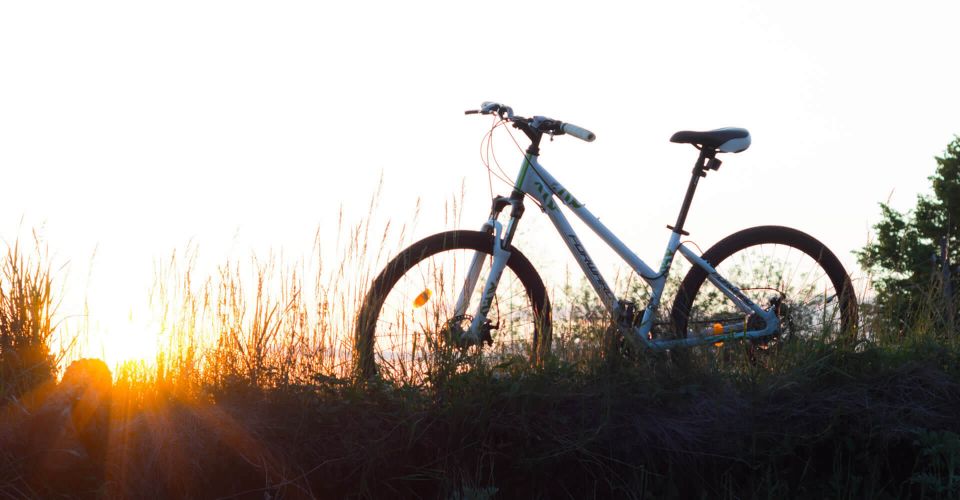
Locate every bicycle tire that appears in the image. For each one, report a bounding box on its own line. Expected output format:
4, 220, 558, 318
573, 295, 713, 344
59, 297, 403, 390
670, 225, 858, 366
355, 230, 551, 382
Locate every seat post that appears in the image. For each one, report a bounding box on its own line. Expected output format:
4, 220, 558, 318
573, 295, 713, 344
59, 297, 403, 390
669, 148, 716, 235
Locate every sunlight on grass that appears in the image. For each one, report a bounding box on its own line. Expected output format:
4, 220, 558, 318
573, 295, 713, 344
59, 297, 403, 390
5, 203, 960, 498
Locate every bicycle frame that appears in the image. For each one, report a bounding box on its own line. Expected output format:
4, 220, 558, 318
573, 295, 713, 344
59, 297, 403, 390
460, 152, 781, 351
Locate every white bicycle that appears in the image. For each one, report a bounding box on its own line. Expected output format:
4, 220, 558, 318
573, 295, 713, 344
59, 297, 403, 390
356, 102, 857, 381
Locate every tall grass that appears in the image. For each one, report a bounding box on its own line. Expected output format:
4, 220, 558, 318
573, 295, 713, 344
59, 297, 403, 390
3, 198, 960, 497
135, 187, 421, 393
0, 236, 61, 400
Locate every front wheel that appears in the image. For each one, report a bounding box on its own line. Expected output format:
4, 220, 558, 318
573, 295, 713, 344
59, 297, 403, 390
355, 230, 551, 383
670, 226, 858, 367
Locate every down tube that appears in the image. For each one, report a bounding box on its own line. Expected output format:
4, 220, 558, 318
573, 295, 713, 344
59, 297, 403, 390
543, 208, 620, 316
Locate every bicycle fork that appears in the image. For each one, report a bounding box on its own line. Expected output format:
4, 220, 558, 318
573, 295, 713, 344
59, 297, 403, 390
454, 193, 524, 345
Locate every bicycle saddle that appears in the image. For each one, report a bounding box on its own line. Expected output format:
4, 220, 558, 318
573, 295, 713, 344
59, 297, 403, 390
670, 128, 751, 153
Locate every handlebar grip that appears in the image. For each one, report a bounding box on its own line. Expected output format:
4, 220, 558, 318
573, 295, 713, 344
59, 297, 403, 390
561, 122, 596, 142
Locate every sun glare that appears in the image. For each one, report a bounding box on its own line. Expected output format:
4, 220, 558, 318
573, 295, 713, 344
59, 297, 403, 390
81, 305, 163, 369
99, 328, 161, 368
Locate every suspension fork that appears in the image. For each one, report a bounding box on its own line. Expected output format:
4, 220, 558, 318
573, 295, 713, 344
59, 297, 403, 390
455, 190, 526, 342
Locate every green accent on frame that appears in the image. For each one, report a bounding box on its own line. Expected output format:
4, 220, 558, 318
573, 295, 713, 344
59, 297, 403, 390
515, 155, 532, 189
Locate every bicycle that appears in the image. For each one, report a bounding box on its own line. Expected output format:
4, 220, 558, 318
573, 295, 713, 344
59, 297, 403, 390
355, 101, 858, 381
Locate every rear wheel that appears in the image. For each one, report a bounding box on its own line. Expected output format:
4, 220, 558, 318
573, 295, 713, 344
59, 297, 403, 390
355, 230, 551, 383
670, 226, 858, 368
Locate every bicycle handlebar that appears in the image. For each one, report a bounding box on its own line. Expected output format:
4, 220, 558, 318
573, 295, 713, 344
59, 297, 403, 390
560, 122, 596, 142
465, 101, 596, 143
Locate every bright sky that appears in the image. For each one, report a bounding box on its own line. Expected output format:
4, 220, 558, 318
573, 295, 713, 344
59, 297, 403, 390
2, 1, 959, 364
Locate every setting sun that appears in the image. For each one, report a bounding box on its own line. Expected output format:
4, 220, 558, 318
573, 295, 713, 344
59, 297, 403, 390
97, 327, 160, 368
79, 302, 163, 368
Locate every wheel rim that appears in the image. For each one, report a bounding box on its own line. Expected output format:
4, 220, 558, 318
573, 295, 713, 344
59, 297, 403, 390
370, 247, 540, 384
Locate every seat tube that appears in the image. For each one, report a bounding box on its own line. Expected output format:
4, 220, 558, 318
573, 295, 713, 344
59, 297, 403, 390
671, 148, 712, 234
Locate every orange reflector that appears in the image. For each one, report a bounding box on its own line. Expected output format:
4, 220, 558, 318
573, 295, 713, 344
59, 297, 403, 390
713, 323, 724, 347
413, 289, 432, 308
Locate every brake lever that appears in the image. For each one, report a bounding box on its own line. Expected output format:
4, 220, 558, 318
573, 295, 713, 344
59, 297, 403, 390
466, 102, 514, 119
